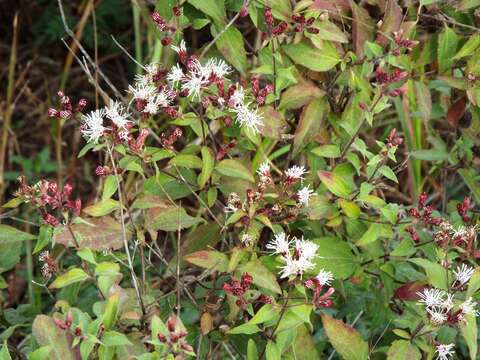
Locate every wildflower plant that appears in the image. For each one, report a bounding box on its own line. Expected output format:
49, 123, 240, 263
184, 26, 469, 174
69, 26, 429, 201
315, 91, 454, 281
1, 1, 480, 360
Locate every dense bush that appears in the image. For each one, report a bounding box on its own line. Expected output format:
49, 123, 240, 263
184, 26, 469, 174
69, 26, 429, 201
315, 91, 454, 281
1, 0, 480, 359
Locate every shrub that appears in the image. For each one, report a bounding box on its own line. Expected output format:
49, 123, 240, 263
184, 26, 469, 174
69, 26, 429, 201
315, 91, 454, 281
1, 1, 480, 359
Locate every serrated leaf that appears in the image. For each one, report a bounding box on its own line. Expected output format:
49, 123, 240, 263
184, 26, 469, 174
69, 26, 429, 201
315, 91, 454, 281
409, 258, 448, 290
83, 199, 120, 217
198, 147, 215, 189
313, 237, 357, 279
454, 34, 480, 59
293, 98, 327, 156
318, 170, 354, 198
213, 25, 247, 74
169, 154, 203, 169
238, 259, 281, 294
438, 26, 459, 74
227, 323, 261, 335
184, 250, 228, 272
312, 145, 341, 158
321, 313, 369, 360
145, 204, 203, 232
387, 340, 421, 360
379, 165, 398, 183
215, 159, 254, 182
460, 314, 477, 359
32, 315, 75, 360
102, 175, 118, 200
283, 40, 340, 72
338, 199, 361, 219
102, 331, 132, 347
0, 225, 36, 243
187, 0, 225, 25
49, 268, 89, 289
279, 82, 325, 110
356, 223, 392, 247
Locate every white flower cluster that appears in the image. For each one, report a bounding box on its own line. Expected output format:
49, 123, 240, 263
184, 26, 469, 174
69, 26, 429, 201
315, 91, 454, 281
81, 101, 132, 143
435, 343, 454, 360
285, 165, 308, 182
316, 269, 334, 286
453, 263, 475, 286
266, 232, 318, 278
417, 286, 478, 326
166, 41, 263, 133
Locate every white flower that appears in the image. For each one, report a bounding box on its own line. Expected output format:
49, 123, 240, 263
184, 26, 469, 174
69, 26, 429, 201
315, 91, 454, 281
460, 297, 478, 316
453, 264, 475, 286
297, 185, 315, 206
427, 307, 447, 325
205, 58, 231, 78
225, 192, 244, 213
257, 161, 270, 181
181, 74, 205, 100
266, 232, 291, 255
230, 87, 245, 107
128, 83, 157, 101
316, 269, 334, 286
241, 234, 253, 246
417, 288, 446, 309
144, 89, 175, 115
171, 39, 187, 54
167, 64, 184, 85
145, 63, 160, 77
105, 101, 130, 130
285, 165, 307, 181
294, 238, 318, 261
435, 343, 454, 360
81, 109, 106, 143
232, 104, 263, 133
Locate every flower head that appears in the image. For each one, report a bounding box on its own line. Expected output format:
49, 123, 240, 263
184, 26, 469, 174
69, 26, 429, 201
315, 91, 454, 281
171, 40, 187, 55
167, 64, 184, 85
128, 83, 157, 101
435, 343, 454, 360
266, 232, 290, 255
417, 288, 446, 309
232, 104, 263, 133
81, 109, 106, 143
105, 101, 131, 130
257, 161, 270, 181
297, 185, 315, 206
459, 297, 478, 317
285, 165, 307, 182
453, 264, 475, 286
316, 269, 334, 286
205, 58, 231, 78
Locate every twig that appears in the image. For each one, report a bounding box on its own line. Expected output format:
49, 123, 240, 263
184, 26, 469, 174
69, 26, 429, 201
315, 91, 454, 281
107, 144, 146, 317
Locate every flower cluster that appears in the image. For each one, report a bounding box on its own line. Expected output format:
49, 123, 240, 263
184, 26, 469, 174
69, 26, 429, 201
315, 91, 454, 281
291, 14, 319, 34
392, 29, 419, 55
166, 40, 264, 133
157, 315, 194, 355
456, 196, 471, 223
151, 9, 181, 46
48, 91, 87, 120
223, 272, 253, 308
305, 269, 335, 308
39, 251, 58, 278
14, 177, 81, 227
435, 343, 455, 360
263, 7, 288, 36
267, 233, 319, 278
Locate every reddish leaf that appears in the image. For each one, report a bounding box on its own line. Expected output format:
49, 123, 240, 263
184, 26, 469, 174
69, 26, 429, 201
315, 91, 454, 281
393, 281, 427, 301
447, 97, 466, 128
53, 217, 129, 250
377, 0, 402, 46
350, 0, 375, 58
311, 0, 349, 12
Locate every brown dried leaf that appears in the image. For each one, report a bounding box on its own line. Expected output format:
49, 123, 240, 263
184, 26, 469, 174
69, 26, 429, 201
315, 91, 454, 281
350, 0, 375, 58
447, 97, 466, 128
53, 217, 128, 250
377, 0, 402, 46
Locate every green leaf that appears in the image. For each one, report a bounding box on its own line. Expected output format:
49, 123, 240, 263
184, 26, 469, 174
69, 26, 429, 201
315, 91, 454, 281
378, 165, 398, 183
248, 304, 277, 325
460, 314, 478, 359
458, 168, 480, 203
321, 313, 369, 360
215, 159, 254, 182
49, 268, 89, 289
102, 331, 132, 347
283, 41, 340, 72
187, 0, 225, 25
454, 34, 480, 59
145, 205, 203, 232
313, 237, 357, 279
198, 147, 215, 189
169, 154, 203, 169
32, 315, 75, 360
227, 323, 261, 335
318, 170, 354, 198
213, 25, 247, 74
278, 82, 325, 111
311, 145, 341, 158
33, 225, 52, 254
410, 149, 448, 161
247, 339, 259, 360
0, 342, 12, 360
83, 199, 120, 217
356, 223, 392, 247
438, 26, 459, 74
101, 175, 118, 200
2, 197, 23, 208
102, 293, 120, 330
238, 259, 281, 294
409, 258, 448, 290
77, 248, 97, 264
466, 267, 480, 297
391, 238, 416, 257
0, 225, 36, 243
414, 81, 431, 122
387, 340, 421, 360
293, 98, 327, 156
184, 250, 228, 272
338, 199, 361, 219
265, 341, 281, 360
